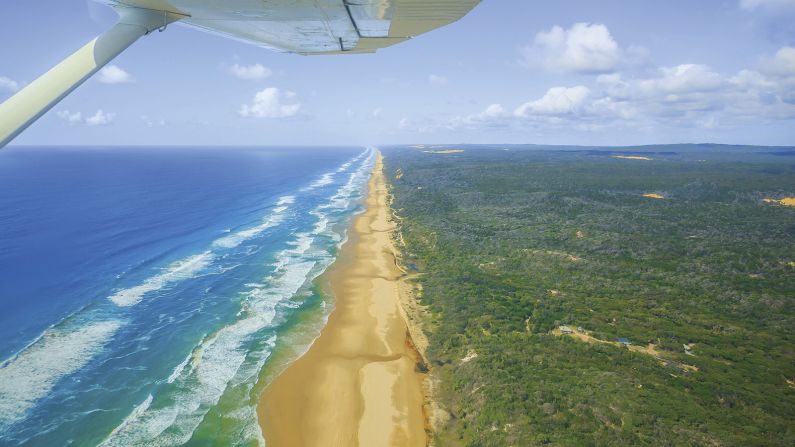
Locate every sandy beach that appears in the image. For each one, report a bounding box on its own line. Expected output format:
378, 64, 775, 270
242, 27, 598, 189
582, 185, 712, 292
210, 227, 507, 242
258, 152, 428, 447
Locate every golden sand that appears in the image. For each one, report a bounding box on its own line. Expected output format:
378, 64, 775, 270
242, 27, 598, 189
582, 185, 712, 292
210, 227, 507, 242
258, 153, 427, 447
642, 193, 665, 199
422, 149, 464, 154
763, 197, 795, 207
612, 155, 652, 161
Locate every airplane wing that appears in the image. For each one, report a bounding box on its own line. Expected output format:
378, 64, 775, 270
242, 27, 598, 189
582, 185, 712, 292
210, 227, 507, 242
117, 0, 480, 54
0, 0, 480, 148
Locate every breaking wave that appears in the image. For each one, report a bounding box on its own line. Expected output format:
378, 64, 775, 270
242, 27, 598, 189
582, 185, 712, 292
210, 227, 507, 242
100, 148, 375, 445
0, 147, 376, 443
0, 319, 123, 427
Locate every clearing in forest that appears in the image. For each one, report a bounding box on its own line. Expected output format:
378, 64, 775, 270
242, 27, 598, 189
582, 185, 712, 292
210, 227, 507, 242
551, 326, 698, 372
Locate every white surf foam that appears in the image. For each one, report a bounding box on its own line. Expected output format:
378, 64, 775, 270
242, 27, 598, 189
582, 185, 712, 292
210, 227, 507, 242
109, 252, 214, 307
108, 184, 309, 310
213, 215, 284, 250
276, 195, 295, 206
100, 214, 336, 445
311, 210, 331, 236
310, 172, 334, 189
100, 253, 318, 445
100, 150, 377, 445
300, 171, 337, 192
105, 393, 154, 440
213, 195, 294, 250
321, 154, 373, 212
298, 148, 369, 192
335, 150, 365, 173
166, 351, 192, 385
0, 320, 122, 426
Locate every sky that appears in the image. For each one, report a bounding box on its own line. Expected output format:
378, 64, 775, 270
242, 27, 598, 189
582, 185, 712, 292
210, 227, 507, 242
1, 0, 794, 146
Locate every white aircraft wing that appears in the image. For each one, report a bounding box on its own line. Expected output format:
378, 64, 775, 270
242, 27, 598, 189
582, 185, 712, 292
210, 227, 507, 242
0, 0, 480, 147
110, 0, 480, 54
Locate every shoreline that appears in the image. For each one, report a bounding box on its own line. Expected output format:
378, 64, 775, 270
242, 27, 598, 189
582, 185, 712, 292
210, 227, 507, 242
258, 152, 429, 446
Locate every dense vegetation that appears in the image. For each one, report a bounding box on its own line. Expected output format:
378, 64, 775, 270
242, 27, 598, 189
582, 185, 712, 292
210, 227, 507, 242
383, 145, 795, 447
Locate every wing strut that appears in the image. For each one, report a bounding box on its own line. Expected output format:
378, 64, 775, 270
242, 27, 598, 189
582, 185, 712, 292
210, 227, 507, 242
0, 7, 185, 148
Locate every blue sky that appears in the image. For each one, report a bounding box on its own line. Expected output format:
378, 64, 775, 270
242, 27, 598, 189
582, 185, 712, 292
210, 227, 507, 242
1, 0, 794, 146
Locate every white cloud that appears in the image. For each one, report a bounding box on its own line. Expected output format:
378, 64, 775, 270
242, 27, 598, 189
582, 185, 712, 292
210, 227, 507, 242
428, 74, 448, 85
446, 104, 508, 129
699, 115, 720, 129
598, 65, 725, 109
228, 63, 272, 80
514, 86, 591, 117
730, 47, 795, 110
57, 109, 115, 126
0, 76, 19, 92
480, 104, 507, 119
587, 97, 638, 120
97, 65, 133, 84
760, 46, 795, 76
521, 23, 621, 73
140, 115, 166, 128
430, 48, 795, 136
637, 64, 724, 95
372, 107, 383, 118
239, 88, 301, 118
57, 110, 83, 124
85, 110, 115, 126
730, 69, 778, 90
590, 66, 728, 121
399, 40, 795, 138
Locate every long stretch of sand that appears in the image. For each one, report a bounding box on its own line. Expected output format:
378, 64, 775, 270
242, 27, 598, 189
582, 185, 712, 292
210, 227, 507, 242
258, 153, 427, 447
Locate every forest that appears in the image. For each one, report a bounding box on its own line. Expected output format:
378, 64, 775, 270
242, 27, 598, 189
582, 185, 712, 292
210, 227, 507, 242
383, 145, 795, 446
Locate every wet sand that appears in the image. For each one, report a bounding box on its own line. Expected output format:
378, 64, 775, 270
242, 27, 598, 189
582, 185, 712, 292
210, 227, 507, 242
258, 153, 426, 447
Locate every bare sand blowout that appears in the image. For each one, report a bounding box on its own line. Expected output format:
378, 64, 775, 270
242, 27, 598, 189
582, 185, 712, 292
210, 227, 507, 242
258, 153, 427, 447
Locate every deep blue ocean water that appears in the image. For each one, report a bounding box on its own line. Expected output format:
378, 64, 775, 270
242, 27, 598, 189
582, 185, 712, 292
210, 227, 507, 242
0, 146, 375, 446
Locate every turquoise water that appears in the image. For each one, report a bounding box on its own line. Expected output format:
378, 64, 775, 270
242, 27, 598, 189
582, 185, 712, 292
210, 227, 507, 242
0, 146, 376, 446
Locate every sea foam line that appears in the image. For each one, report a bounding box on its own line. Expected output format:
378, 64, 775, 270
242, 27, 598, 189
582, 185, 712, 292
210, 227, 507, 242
106, 154, 361, 308
212, 195, 294, 249
299, 148, 369, 192
109, 252, 215, 307
100, 149, 376, 446
99, 250, 314, 445
0, 153, 371, 435
301, 172, 335, 191
110, 193, 298, 308
0, 320, 123, 427
335, 148, 367, 173
320, 149, 375, 212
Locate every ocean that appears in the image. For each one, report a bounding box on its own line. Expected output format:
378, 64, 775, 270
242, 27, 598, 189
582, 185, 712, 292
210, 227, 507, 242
0, 146, 376, 446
